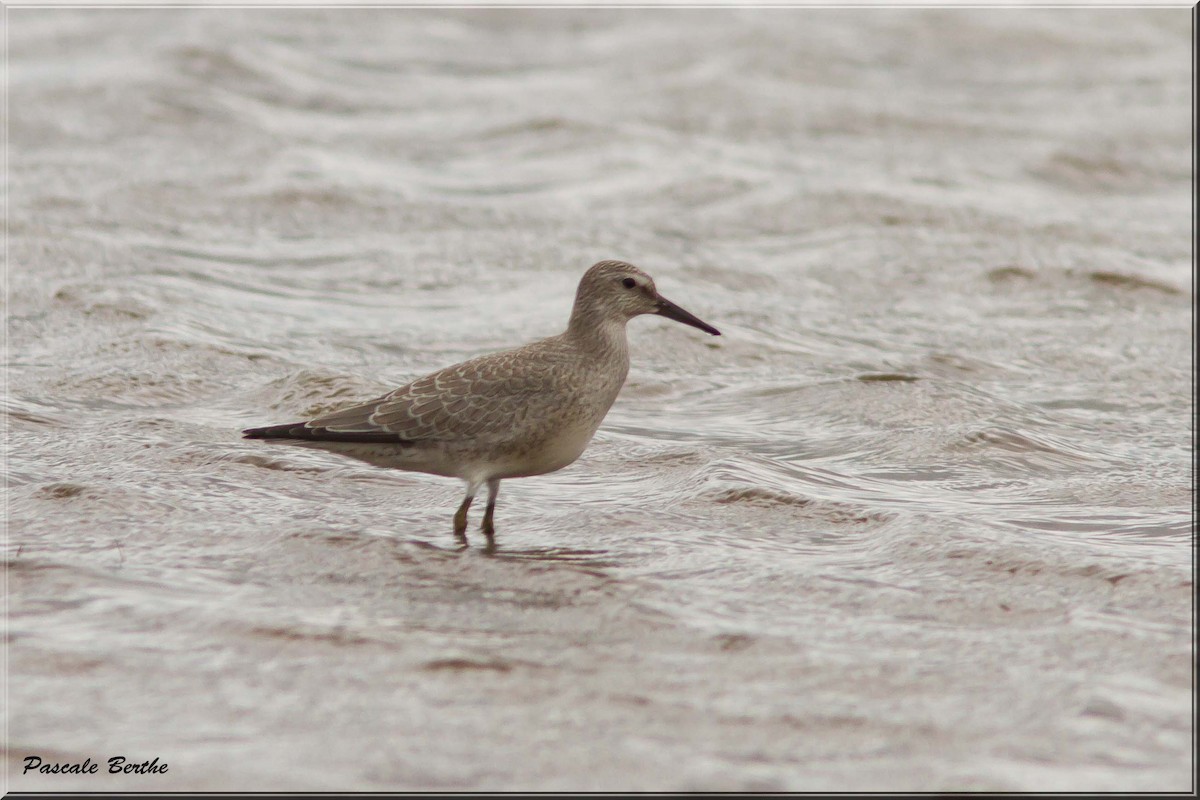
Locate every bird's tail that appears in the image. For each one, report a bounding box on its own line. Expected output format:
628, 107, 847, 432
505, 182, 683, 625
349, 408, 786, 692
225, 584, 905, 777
242, 422, 312, 440
242, 422, 413, 444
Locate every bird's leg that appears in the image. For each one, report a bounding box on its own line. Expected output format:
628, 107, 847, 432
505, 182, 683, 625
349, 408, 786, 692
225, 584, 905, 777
481, 479, 501, 539
454, 482, 479, 539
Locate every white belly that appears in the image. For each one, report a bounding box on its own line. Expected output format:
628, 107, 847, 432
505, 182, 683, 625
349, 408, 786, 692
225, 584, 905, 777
492, 420, 598, 480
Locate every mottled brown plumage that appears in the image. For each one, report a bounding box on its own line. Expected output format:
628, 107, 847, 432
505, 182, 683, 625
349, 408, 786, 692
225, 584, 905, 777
244, 259, 720, 544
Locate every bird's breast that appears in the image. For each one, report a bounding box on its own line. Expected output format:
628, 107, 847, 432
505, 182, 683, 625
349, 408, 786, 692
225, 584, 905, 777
488, 357, 626, 479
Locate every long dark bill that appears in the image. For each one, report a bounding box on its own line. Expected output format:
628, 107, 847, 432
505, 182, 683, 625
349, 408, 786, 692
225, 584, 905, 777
655, 294, 721, 336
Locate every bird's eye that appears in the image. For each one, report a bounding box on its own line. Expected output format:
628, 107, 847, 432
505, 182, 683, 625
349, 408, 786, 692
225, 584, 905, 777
621, 278, 637, 289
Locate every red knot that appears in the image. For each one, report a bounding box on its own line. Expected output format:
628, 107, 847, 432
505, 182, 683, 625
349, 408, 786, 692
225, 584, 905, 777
243, 260, 720, 545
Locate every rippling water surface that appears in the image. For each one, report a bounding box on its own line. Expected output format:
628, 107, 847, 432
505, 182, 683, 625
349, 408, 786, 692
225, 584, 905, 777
6, 7, 1193, 792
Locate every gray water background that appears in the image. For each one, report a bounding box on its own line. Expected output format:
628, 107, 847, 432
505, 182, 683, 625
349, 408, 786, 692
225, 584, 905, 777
5, 7, 1194, 792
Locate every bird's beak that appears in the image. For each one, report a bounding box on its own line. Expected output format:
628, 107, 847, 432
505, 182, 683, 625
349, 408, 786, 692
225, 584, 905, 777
654, 294, 721, 336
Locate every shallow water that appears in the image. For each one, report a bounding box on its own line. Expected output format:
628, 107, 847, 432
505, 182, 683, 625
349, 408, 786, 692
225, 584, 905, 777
5, 7, 1193, 792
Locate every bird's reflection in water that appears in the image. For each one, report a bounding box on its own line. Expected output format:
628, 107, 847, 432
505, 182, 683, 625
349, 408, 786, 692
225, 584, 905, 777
485, 544, 618, 568
407, 533, 618, 568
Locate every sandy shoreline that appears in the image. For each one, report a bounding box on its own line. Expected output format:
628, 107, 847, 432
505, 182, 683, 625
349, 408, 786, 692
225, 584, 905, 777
7, 6, 1193, 792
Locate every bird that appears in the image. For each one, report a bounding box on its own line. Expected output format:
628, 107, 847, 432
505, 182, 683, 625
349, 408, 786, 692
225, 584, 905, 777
243, 259, 720, 545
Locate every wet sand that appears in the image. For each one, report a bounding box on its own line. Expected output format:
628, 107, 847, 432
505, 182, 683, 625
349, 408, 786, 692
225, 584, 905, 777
5, 7, 1193, 792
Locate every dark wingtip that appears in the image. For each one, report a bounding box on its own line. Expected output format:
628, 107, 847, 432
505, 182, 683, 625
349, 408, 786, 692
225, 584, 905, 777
242, 423, 308, 440
242, 422, 415, 445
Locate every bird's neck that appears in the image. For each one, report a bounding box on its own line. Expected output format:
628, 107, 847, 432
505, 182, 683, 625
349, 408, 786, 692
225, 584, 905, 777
566, 302, 630, 360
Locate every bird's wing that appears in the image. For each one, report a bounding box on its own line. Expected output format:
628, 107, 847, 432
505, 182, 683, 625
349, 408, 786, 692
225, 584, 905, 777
303, 348, 556, 443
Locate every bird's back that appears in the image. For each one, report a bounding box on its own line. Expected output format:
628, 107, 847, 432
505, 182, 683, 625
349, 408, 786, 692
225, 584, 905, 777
243, 331, 629, 481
